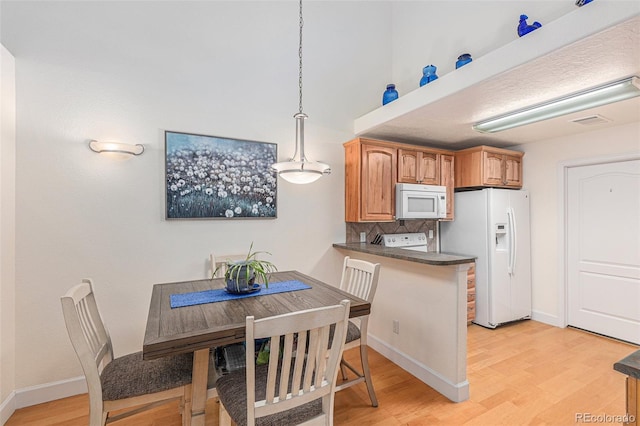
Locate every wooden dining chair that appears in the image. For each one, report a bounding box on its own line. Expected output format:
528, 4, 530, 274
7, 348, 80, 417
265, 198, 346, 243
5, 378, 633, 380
335, 256, 381, 407
216, 300, 351, 426
61, 279, 217, 426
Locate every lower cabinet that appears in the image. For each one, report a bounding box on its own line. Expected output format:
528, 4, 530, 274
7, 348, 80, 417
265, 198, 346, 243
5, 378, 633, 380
467, 263, 476, 324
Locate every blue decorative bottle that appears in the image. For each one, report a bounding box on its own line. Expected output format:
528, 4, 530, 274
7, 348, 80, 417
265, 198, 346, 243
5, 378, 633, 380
382, 84, 398, 105
419, 65, 438, 87
455, 53, 472, 69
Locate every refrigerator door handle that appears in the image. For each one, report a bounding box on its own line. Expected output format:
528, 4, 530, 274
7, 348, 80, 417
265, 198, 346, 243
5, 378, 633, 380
507, 207, 517, 275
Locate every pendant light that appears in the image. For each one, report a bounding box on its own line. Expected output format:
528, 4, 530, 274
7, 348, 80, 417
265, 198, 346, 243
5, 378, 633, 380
271, 0, 331, 184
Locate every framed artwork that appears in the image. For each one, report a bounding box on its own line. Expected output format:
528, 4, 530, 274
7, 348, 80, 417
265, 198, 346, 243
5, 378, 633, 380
165, 131, 277, 219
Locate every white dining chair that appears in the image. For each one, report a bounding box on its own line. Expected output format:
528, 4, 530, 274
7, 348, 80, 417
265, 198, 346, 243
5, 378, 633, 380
210, 253, 246, 278
335, 256, 381, 407
216, 300, 351, 426
61, 279, 217, 426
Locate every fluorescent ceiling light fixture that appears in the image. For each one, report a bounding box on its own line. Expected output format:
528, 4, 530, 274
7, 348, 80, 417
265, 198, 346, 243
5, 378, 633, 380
89, 140, 144, 156
271, 0, 331, 184
473, 76, 640, 133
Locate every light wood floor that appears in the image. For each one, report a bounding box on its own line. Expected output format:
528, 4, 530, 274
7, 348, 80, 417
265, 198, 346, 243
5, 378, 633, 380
6, 320, 638, 425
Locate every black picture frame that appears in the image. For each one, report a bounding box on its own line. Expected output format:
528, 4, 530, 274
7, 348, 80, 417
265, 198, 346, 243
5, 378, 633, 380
165, 131, 278, 219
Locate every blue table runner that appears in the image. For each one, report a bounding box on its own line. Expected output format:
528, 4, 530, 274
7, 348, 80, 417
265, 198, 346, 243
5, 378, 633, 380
170, 280, 311, 309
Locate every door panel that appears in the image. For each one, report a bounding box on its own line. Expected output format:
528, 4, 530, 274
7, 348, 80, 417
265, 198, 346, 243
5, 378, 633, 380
508, 191, 532, 322
487, 189, 511, 326
568, 159, 640, 344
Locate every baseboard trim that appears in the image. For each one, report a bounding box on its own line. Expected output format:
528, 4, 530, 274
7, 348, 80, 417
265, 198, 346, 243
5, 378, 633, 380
14, 376, 87, 410
531, 310, 562, 328
367, 334, 469, 403
0, 391, 16, 426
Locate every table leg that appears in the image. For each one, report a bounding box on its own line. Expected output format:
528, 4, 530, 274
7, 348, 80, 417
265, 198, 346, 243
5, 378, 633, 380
190, 348, 210, 426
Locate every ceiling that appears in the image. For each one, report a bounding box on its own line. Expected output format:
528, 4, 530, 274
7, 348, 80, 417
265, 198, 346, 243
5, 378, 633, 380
355, 15, 640, 150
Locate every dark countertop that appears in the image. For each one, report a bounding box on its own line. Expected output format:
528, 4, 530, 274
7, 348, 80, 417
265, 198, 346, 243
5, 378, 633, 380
333, 242, 476, 266
614, 349, 640, 379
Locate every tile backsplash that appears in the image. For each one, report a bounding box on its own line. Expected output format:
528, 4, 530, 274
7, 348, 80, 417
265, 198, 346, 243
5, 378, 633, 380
345, 220, 439, 252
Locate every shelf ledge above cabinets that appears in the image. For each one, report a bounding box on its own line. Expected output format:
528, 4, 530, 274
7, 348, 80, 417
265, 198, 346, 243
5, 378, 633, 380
353, 2, 640, 149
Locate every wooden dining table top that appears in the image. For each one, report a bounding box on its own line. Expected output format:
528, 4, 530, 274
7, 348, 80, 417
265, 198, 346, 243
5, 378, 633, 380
143, 270, 370, 360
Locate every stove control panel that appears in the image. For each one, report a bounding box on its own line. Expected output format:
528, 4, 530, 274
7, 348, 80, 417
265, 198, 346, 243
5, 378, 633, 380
382, 232, 428, 248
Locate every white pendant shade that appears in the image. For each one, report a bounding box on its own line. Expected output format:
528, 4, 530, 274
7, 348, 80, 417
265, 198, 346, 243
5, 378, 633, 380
272, 160, 331, 184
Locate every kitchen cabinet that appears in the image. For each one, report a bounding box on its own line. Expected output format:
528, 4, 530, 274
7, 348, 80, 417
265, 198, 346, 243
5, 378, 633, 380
398, 149, 439, 185
467, 262, 476, 324
440, 154, 454, 221
454, 145, 524, 189
345, 138, 397, 222
344, 138, 456, 222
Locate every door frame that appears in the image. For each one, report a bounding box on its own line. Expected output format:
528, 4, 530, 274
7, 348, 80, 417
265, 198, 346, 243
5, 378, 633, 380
557, 152, 640, 328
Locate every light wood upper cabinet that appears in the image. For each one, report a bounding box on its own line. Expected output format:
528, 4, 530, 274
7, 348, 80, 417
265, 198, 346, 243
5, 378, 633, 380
398, 149, 439, 185
440, 154, 455, 221
344, 138, 455, 222
345, 138, 397, 222
455, 145, 524, 189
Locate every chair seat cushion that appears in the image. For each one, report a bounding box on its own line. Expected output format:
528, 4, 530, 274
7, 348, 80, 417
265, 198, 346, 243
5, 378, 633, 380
345, 320, 361, 343
101, 351, 194, 401
216, 363, 322, 426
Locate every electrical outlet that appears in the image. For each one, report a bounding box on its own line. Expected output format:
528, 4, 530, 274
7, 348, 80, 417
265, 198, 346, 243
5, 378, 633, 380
393, 320, 400, 334
360, 232, 367, 243
428, 229, 434, 239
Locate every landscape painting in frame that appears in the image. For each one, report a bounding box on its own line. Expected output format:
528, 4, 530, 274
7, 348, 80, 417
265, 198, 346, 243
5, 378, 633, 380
165, 131, 277, 219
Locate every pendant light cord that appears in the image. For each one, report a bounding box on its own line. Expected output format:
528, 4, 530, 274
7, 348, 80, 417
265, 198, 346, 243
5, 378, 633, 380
298, 0, 304, 114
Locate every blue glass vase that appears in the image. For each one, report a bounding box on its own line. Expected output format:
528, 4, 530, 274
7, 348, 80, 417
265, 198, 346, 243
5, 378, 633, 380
419, 65, 439, 87
455, 53, 472, 69
382, 84, 399, 105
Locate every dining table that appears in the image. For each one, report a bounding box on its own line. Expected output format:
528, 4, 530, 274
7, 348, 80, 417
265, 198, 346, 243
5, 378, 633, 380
142, 270, 371, 426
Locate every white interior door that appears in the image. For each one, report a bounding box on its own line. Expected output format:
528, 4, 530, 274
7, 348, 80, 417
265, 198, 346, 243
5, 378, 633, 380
567, 159, 640, 344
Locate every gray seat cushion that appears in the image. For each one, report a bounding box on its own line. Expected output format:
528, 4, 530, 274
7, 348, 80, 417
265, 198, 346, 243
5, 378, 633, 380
216, 363, 322, 426
345, 320, 361, 343
101, 351, 216, 401
328, 320, 361, 347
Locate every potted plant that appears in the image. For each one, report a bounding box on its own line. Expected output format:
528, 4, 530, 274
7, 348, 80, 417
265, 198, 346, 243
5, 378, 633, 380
214, 243, 277, 294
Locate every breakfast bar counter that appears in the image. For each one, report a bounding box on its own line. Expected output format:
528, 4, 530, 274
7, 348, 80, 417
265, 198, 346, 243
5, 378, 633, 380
332, 242, 475, 266
333, 242, 475, 403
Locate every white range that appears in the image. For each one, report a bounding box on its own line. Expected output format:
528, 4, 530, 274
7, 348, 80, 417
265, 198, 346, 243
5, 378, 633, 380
382, 232, 429, 253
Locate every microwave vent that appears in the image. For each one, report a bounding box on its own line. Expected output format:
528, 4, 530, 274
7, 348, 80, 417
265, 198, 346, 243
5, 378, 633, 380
570, 114, 611, 125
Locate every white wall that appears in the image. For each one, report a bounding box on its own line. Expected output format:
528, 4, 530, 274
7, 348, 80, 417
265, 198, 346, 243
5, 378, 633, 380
0, 43, 16, 415
521, 122, 640, 325
1, 1, 391, 393
389, 0, 575, 98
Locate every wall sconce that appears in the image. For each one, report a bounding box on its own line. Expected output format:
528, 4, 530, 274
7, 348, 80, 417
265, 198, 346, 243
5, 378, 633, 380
89, 140, 144, 156
473, 76, 640, 133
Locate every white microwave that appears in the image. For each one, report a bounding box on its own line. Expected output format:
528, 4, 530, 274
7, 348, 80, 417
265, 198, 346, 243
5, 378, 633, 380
396, 183, 447, 219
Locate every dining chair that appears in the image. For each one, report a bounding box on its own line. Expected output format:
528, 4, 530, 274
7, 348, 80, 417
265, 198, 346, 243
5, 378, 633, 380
335, 256, 381, 407
61, 279, 217, 426
216, 300, 351, 426
211, 253, 246, 278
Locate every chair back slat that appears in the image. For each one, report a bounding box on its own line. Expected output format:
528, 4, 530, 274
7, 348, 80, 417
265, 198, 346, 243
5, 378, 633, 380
246, 300, 350, 425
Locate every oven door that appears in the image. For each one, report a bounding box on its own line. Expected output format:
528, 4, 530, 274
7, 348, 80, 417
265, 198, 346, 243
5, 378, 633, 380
397, 190, 440, 219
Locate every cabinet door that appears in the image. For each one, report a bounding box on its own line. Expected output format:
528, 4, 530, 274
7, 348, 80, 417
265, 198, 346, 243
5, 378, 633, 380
397, 149, 418, 184
440, 154, 454, 220
361, 144, 397, 221
398, 149, 439, 184
503, 155, 523, 187
482, 151, 504, 186
419, 152, 439, 185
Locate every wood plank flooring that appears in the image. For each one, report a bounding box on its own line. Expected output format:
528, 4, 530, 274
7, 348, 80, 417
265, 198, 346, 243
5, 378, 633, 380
6, 321, 638, 425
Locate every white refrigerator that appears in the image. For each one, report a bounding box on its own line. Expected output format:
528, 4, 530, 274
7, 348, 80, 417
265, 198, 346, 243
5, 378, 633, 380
440, 189, 531, 328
